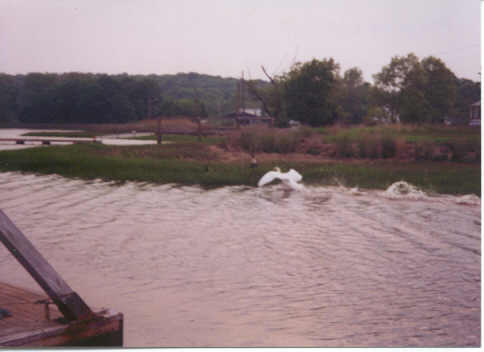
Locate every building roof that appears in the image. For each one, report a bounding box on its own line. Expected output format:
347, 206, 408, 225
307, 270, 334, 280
225, 111, 270, 118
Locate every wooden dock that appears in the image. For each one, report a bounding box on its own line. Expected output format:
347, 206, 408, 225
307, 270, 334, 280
0, 282, 122, 347
0, 138, 101, 145
0, 210, 123, 347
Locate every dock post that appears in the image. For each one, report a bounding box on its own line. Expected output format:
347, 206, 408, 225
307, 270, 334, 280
0, 210, 92, 322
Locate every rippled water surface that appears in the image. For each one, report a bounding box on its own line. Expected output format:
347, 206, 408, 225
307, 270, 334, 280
0, 172, 480, 347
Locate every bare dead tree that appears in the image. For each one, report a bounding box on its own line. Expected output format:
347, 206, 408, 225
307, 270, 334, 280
245, 65, 286, 120
245, 80, 274, 118
261, 65, 276, 84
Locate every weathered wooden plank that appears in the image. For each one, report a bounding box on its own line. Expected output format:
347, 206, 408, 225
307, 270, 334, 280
0, 210, 92, 321
0, 282, 123, 346
0, 311, 123, 346
0, 282, 63, 339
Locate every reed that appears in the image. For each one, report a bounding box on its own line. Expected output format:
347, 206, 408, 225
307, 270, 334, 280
0, 144, 479, 195
134, 134, 226, 145
227, 123, 480, 162
229, 126, 309, 154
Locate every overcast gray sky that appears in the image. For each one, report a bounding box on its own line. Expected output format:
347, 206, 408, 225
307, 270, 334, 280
0, 0, 480, 82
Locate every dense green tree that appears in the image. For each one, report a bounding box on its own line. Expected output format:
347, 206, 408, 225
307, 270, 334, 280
454, 78, 480, 121
373, 53, 420, 121
420, 56, 457, 123
283, 58, 340, 126
374, 53, 459, 124
17, 73, 58, 123
334, 67, 371, 124
0, 74, 19, 123
0, 62, 476, 125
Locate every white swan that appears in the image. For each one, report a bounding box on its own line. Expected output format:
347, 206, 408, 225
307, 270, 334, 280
257, 167, 304, 191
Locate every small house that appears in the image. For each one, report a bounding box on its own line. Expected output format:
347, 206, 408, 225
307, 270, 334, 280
224, 110, 274, 127
469, 101, 480, 126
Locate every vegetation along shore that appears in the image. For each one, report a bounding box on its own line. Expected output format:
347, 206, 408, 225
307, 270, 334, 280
0, 123, 479, 196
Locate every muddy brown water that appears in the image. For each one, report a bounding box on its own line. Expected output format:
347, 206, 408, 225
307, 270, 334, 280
0, 172, 480, 347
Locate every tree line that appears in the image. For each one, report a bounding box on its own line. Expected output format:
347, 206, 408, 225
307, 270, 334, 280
0, 53, 479, 126
247, 53, 480, 126
0, 72, 265, 124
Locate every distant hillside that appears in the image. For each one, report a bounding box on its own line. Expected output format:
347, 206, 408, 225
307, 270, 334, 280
151, 72, 268, 117
0, 72, 269, 124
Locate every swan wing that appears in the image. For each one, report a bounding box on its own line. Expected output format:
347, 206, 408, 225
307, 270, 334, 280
258, 171, 281, 187
286, 169, 303, 182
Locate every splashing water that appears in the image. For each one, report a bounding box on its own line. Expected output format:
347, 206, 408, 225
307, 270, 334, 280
455, 194, 481, 206
383, 181, 428, 200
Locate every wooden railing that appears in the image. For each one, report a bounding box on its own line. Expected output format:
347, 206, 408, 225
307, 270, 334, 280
0, 138, 100, 145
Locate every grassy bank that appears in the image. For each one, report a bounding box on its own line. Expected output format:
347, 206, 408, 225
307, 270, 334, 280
14, 122, 481, 163
0, 143, 479, 195
318, 124, 481, 144
134, 133, 225, 145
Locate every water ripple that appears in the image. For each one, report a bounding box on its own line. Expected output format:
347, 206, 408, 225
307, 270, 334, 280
0, 172, 479, 347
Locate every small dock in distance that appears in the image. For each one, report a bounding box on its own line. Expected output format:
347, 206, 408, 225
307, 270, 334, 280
0, 138, 101, 145
0, 282, 122, 347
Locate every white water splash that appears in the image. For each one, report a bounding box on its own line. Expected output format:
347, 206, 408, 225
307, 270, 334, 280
455, 194, 481, 206
383, 181, 427, 200
348, 187, 364, 196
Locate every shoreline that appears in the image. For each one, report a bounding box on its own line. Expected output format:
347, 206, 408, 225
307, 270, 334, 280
0, 143, 480, 196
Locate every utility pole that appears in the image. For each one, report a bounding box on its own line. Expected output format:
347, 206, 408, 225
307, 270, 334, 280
237, 74, 241, 114
147, 96, 162, 145
157, 115, 162, 145
241, 70, 245, 113
148, 96, 152, 120
193, 89, 203, 142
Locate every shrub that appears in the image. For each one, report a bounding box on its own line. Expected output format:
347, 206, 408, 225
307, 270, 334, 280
307, 147, 321, 155
358, 136, 380, 159
231, 127, 304, 154
357, 139, 367, 158
238, 131, 258, 154
381, 136, 397, 158
450, 141, 480, 162
276, 135, 297, 153
334, 136, 353, 158
297, 126, 315, 139
260, 134, 276, 152
415, 142, 433, 160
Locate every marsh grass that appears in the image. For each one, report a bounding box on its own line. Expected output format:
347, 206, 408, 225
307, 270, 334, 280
238, 125, 481, 162
305, 162, 480, 195
321, 124, 480, 143
230, 126, 311, 154
134, 134, 226, 145
0, 144, 247, 188
87, 142, 219, 161
0, 144, 479, 194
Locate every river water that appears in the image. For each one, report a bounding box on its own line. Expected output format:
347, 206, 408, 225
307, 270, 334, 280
0, 170, 480, 347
